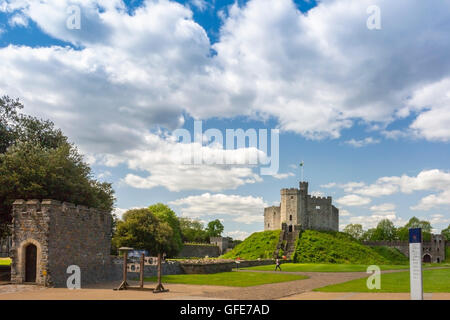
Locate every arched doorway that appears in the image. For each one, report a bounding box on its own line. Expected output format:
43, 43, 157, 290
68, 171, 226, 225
288, 225, 293, 232
422, 254, 431, 263
437, 257, 440, 263
25, 244, 37, 282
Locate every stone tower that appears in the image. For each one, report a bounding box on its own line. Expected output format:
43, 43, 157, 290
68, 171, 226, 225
264, 180, 339, 232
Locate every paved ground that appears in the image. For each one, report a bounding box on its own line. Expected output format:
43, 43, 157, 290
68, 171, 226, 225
0, 269, 449, 300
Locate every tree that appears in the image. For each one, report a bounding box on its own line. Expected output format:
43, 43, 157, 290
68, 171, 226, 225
179, 217, 208, 243
148, 203, 183, 256
0, 96, 67, 153
397, 217, 432, 241
0, 96, 115, 237
113, 208, 175, 292
372, 219, 397, 241
441, 225, 450, 241
362, 219, 397, 241
343, 224, 364, 240
206, 219, 224, 238
113, 208, 174, 255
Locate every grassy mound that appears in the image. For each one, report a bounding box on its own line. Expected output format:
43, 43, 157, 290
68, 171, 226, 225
221, 230, 281, 260
292, 230, 399, 264
370, 246, 408, 264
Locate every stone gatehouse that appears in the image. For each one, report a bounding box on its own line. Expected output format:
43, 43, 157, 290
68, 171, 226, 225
9, 199, 112, 287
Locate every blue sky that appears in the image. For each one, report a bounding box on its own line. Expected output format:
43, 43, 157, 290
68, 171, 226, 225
1, 0, 449, 239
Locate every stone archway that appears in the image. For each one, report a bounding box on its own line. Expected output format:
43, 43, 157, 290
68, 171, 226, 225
422, 254, 431, 263
17, 239, 42, 284
25, 244, 37, 282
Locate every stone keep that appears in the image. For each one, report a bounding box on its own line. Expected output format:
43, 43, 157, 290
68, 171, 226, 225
264, 181, 339, 232
9, 199, 112, 287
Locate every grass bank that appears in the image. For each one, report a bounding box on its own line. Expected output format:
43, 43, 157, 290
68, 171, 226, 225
143, 271, 307, 287
315, 268, 450, 293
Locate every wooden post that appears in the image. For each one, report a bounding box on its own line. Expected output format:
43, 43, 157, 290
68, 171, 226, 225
114, 247, 132, 290
140, 253, 145, 289
153, 252, 168, 293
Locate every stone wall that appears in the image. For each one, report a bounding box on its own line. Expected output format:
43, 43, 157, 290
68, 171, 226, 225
264, 206, 280, 231
10, 199, 112, 287
180, 259, 275, 274
176, 244, 220, 258
363, 236, 447, 263
305, 195, 339, 231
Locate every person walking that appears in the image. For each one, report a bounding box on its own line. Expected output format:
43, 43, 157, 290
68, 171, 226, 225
275, 258, 282, 271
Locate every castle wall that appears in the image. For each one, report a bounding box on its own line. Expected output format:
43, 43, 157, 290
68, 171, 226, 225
305, 196, 338, 231
264, 206, 280, 230
10, 199, 112, 287
280, 189, 299, 228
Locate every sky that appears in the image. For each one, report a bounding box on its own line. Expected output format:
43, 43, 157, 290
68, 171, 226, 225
0, 0, 449, 240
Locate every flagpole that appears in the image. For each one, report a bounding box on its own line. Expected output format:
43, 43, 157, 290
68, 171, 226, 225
300, 161, 304, 182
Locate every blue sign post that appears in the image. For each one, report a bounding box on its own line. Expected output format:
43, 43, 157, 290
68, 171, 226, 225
409, 228, 423, 300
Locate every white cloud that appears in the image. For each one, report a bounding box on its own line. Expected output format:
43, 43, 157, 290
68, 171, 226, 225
344, 137, 380, 148
0, 0, 449, 162
370, 203, 396, 212
320, 182, 336, 188
8, 12, 28, 27
348, 213, 407, 230
339, 209, 351, 217
272, 172, 295, 180
169, 193, 267, 224
224, 230, 250, 241
411, 190, 450, 211
335, 194, 371, 207
408, 78, 450, 141
190, 0, 210, 12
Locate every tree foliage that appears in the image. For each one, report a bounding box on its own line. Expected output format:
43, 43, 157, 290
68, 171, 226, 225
148, 203, 183, 256
441, 225, 450, 241
343, 224, 364, 240
0, 96, 115, 237
112, 208, 174, 255
206, 219, 224, 238
179, 217, 209, 243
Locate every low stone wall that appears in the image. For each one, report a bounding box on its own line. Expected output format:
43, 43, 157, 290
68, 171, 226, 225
109, 257, 183, 281
176, 244, 220, 258
180, 259, 275, 274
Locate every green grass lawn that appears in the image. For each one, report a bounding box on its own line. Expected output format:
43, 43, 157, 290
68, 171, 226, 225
315, 268, 450, 293
242, 263, 411, 272
142, 271, 308, 287
0, 258, 11, 266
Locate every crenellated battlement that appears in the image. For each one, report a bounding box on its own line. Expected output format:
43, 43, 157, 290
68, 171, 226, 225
280, 188, 300, 195
12, 199, 108, 217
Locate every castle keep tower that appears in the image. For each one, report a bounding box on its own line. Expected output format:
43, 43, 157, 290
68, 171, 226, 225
264, 181, 339, 232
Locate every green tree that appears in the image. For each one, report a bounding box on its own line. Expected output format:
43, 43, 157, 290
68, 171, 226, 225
206, 219, 224, 238
343, 224, 364, 240
179, 217, 208, 243
0, 96, 115, 237
372, 219, 397, 241
442, 225, 450, 241
112, 208, 174, 255
397, 217, 432, 241
0, 96, 67, 153
148, 203, 183, 256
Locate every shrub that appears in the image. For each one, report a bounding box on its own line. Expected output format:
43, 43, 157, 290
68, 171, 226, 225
220, 230, 281, 260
